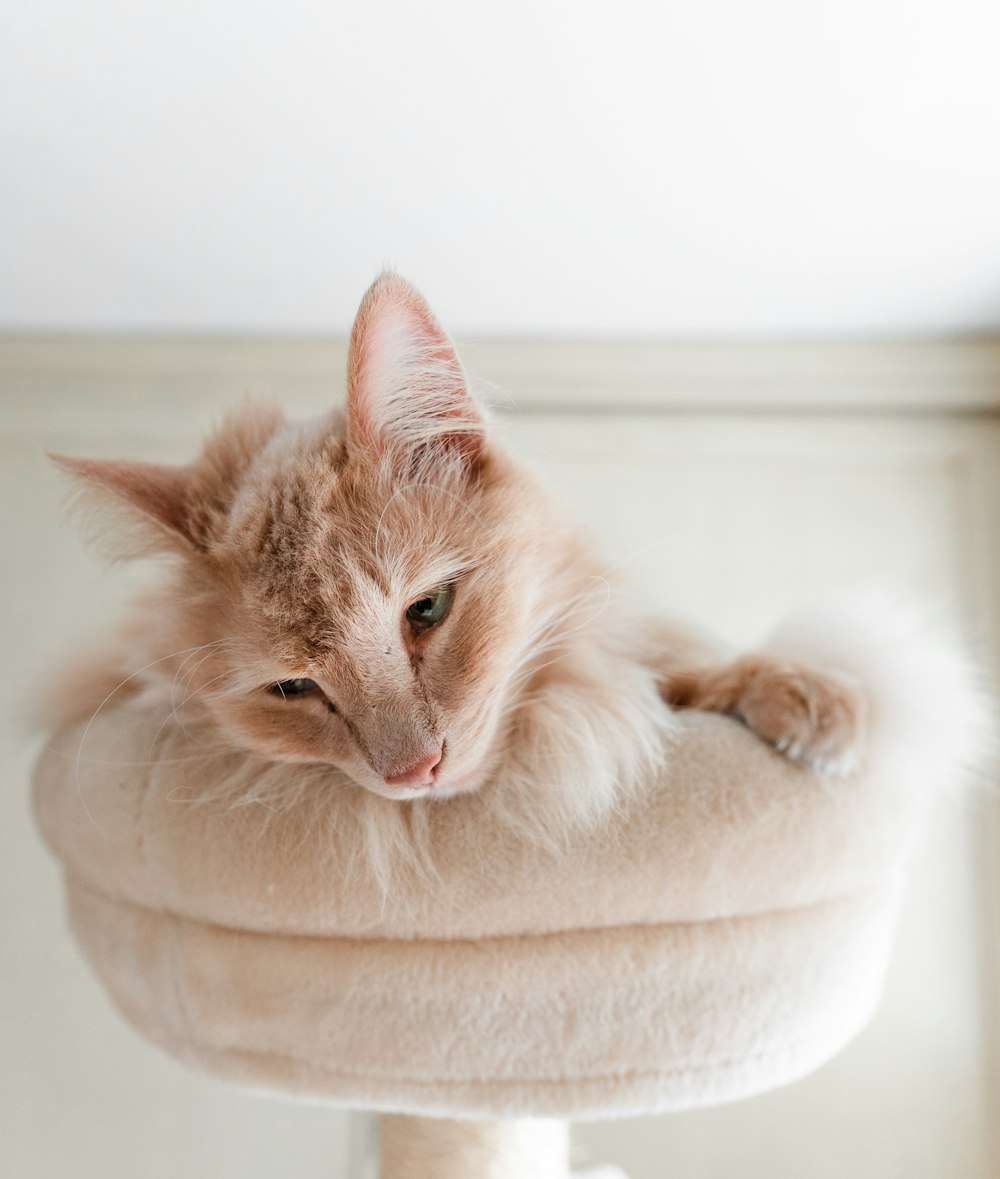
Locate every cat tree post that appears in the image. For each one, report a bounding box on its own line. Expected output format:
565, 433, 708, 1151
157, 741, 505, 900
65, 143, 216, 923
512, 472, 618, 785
378, 1115, 570, 1179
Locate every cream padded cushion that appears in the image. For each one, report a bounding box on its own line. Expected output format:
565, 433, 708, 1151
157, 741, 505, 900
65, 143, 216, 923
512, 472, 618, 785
34, 703, 925, 1118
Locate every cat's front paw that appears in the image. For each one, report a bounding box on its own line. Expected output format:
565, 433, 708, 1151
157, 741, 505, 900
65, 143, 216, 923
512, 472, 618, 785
730, 657, 867, 776
663, 656, 867, 776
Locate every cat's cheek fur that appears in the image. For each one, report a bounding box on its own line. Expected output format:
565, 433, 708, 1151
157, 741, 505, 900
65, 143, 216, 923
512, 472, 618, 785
206, 696, 353, 768
202, 666, 508, 799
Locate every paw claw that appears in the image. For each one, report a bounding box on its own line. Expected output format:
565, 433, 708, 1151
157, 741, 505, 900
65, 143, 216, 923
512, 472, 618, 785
779, 742, 861, 778
734, 657, 866, 781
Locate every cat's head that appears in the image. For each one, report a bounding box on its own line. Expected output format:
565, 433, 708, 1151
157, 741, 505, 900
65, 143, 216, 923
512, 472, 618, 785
55, 274, 573, 799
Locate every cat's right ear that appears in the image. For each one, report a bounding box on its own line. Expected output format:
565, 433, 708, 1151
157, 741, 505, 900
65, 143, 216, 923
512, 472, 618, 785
346, 272, 486, 472
49, 454, 200, 556
51, 403, 285, 557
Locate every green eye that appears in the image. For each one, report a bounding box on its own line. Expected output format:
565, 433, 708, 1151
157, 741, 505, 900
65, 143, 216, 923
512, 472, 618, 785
406, 586, 453, 630
270, 678, 320, 699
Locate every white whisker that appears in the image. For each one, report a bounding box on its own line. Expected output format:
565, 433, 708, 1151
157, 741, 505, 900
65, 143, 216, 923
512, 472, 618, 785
73, 644, 233, 833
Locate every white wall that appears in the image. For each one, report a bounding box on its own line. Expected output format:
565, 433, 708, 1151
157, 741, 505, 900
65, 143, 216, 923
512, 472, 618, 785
2, 0, 1000, 336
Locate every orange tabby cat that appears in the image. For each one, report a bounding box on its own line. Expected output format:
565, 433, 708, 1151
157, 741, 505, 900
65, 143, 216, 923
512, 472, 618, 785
51, 273, 875, 817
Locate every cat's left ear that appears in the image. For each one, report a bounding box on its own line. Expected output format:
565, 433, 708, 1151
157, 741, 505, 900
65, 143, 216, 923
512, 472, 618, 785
346, 272, 486, 472
47, 453, 207, 559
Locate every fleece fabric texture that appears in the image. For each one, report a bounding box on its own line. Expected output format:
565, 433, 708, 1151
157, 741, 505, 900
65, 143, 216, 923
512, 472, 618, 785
34, 703, 925, 1119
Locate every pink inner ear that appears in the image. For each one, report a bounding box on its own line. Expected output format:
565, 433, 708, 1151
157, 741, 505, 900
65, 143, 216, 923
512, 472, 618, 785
346, 273, 484, 461
50, 454, 192, 542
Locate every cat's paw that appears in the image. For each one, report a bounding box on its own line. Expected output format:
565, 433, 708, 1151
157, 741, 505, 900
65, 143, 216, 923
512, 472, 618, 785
731, 658, 867, 777
662, 656, 867, 777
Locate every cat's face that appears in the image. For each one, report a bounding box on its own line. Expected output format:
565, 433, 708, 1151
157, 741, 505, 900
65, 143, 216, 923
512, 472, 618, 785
58, 274, 560, 799
195, 408, 550, 799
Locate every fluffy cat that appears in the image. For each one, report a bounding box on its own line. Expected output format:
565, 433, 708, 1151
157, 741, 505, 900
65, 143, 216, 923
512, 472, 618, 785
49, 274, 986, 848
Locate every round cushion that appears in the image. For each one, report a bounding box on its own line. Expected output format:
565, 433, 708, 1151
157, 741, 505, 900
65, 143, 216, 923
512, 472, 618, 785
33, 699, 930, 1118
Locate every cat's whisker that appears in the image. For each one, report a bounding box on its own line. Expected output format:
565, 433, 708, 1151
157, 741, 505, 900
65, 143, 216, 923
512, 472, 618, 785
173, 642, 237, 740
504, 579, 616, 696
168, 642, 217, 711
73, 644, 240, 834
373, 486, 407, 561
154, 639, 236, 753
49, 747, 230, 769
502, 599, 621, 701
169, 639, 233, 711
140, 649, 232, 762
529, 577, 614, 643
176, 773, 359, 814
592, 545, 666, 580
503, 648, 582, 702
373, 477, 490, 562
170, 669, 239, 730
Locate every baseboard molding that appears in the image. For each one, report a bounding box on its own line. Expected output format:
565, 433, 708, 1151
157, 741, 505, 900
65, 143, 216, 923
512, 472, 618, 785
2, 337, 999, 428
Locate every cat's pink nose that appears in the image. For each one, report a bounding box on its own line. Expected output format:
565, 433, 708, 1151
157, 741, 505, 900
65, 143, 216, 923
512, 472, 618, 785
383, 749, 443, 788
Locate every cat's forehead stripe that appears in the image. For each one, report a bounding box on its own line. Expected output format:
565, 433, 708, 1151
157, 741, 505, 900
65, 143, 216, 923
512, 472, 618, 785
248, 542, 471, 662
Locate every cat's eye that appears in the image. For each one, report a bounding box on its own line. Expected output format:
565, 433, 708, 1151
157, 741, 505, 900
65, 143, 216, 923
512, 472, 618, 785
405, 586, 453, 631
269, 678, 320, 699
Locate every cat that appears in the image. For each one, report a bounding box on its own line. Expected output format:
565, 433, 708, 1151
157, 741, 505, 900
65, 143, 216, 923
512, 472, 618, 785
50, 273, 981, 845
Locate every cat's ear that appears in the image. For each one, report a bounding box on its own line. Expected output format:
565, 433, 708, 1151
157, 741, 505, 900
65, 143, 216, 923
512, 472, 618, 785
49, 454, 201, 554
346, 272, 486, 471
51, 402, 285, 557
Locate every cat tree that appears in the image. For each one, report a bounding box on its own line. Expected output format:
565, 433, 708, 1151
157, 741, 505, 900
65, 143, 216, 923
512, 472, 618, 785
33, 691, 954, 1177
